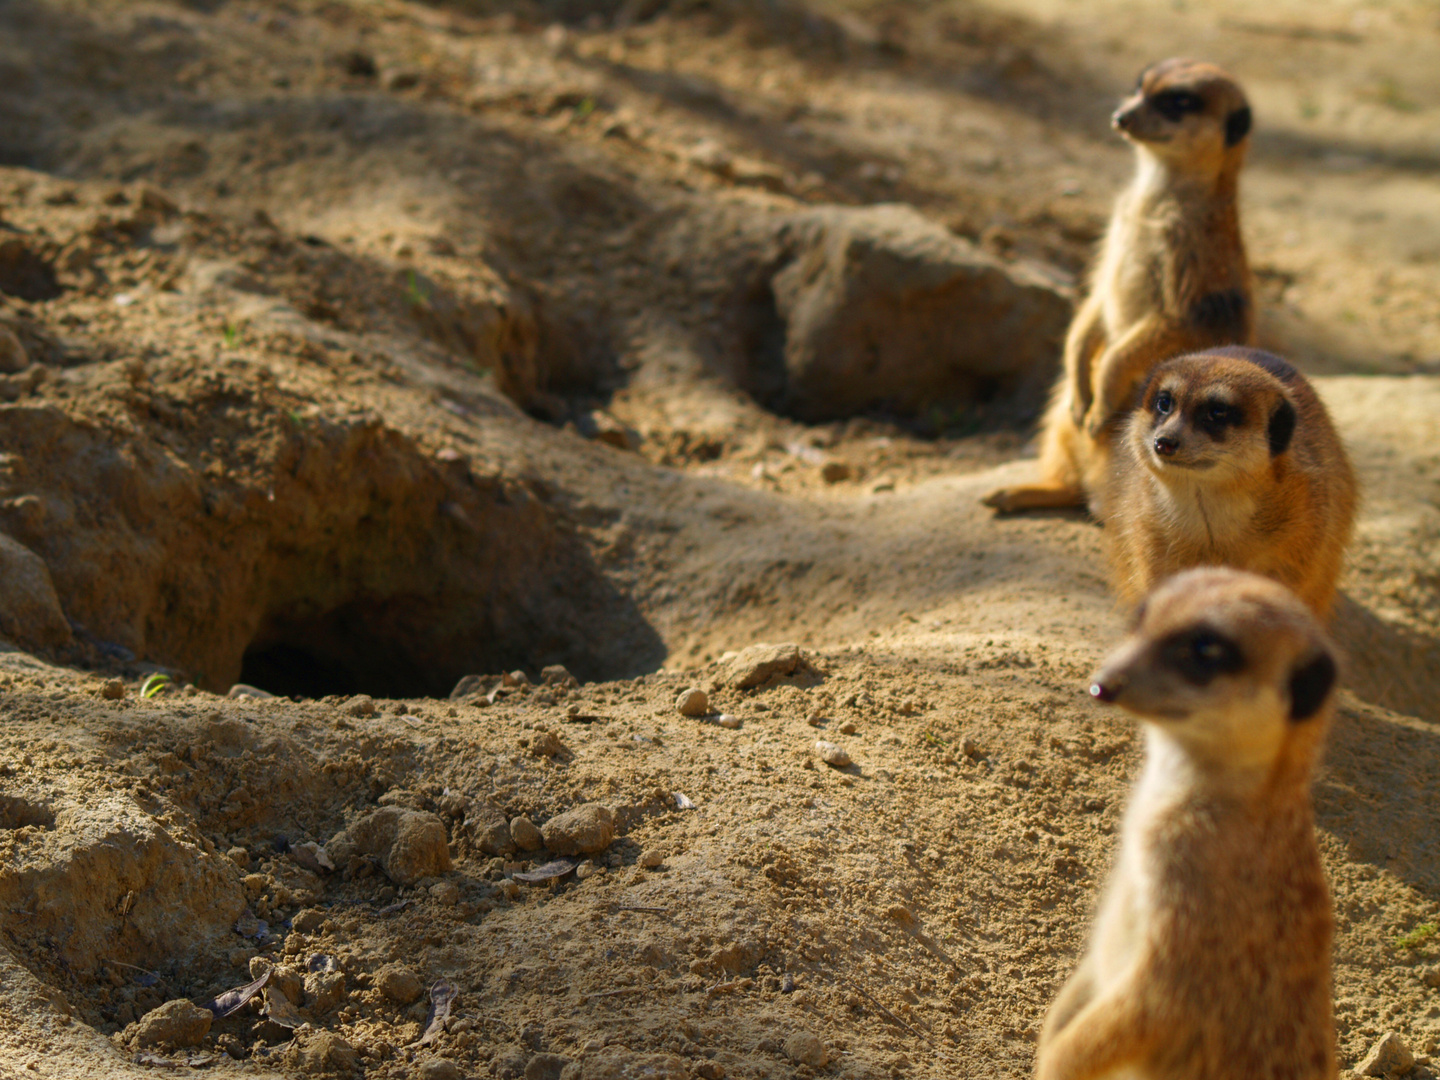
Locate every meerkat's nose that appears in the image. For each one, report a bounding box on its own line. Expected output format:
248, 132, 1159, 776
1090, 678, 1124, 703
1112, 107, 1136, 132
1153, 435, 1178, 456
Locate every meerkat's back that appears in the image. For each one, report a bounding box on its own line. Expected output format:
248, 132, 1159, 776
1104, 346, 1356, 617
1037, 568, 1338, 1080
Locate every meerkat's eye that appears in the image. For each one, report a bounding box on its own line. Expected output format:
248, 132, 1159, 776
1162, 628, 1244, 686
1155, 391, 1174, 416
1150, 90, 1204, 122
1207, 403, 1241, 425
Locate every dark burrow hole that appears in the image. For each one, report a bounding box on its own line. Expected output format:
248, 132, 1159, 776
0, 795, 55, 830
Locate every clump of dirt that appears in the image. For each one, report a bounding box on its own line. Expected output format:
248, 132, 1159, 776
0, 1, 1435, 1078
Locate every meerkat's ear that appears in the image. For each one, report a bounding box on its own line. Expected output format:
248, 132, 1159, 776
1225, 106, 1252, 147
1288, 650, 1336, 722
1267, 398, 1296, 457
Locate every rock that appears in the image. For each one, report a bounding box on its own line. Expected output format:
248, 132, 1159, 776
509, 815, 544, 851
0, 326, 28, 374
326, 806, 451, 886
291, 908, 325, 933
1358, 1032, 1414, 1076
839, 721, 857, 735
100, 678, 126, 700
526, 1053, 572, 1080
1423, 965, 1440, 989
676, 688, 709, 717
298, 1031, 359, 1075
291, 841, 335, 874
815, 741, 851, 768
227, 683, 274, 699
226, 846, 250, 869
271, 964, 305, 1006
766, 204, 1070, 422
419, 1058, 461, 1080
303, 968, 346, 1014
376, 964, 424, 1005
0, 533, 72, 650
693, 1064, 725, 1080
716, 714, 742, 729
450, 674, 486, 699
782, 1031, 828, 1068
430, 880, 460, 905
503, 669, 531, 688
575, 860, 604, 880
725, 642, 802, 690
638, 847, 665, 869
530, 729, 566, 757
541, 804, 615, 855
133, 999, 212, 1049
468, 802, 516, 856
541, 664, 579, 688
820, 461, 852, 484
344, 694, 376, 717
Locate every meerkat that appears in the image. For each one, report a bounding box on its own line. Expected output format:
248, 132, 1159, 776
1037, 566, 1339, 1080
1103, 346, 1356, 618
984, 58, 1255, 516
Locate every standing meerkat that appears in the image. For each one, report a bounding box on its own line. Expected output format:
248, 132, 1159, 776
985, 58, 1255, 516
1037, 567, 1339, 1080
1104, 346, 1357, 618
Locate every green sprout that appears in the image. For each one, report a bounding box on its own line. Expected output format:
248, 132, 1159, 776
1395, 922, 1438, 950
140, 674, 171, 699
404, 270, 430, 309
576, 96, 597, 119
221, 321, 242, 347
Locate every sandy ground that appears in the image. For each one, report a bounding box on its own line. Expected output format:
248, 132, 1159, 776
0, 0, 1435, 1077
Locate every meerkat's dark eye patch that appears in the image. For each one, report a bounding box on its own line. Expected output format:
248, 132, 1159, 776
1288, 650, 1336, 722
1149, 90, 1204, 121
1267, 398, 1297, 457
1225, 105, 1252, 147
1197, 399, 1243, 437
1161, 628, 1245, 686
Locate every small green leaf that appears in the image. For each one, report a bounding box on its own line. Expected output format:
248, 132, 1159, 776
140, 674, 171, 699
1395, 922, 1437, 949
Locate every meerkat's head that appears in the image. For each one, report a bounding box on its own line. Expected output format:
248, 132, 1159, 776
1112, 58, 1252, 174
1090, 568, 1338, 771
1128, 347, 1299, 487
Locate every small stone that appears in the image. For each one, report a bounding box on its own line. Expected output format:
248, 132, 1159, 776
327, 806, 452, 886
541, 664, 578, 688
540, 803, 615, 855
344, 695, 376, 717
291, 841, 335, 874
960, 737, 982, 759
806, 713, 824, 727
693, 1064, 725, 1080
815, 741, 851, 768
725, 642, 803, 690
575, 860, 605, 880
783, 1031, 828, 1068
638, 848, 665, 869
716, 714, 742, 729
376, 964, 423, 1005
886, 904, 916, 926
1358, 1032, 1415, 1076
525, 1052, 572, 1080
820, 461, 852, 484
450, 674, 485, 699
271, 964, 305, 1005
509, 816, 544, 851
419, 1058, 461, 1080
226, 847, 250, 869
0, 326, 28, 374
227, 683, 274, 699
530, 729, 566, 757
101, 679, 126, 701
430, 881, 461, 905
300, 1031, 359, 1074
503, 670, 531, 688
839, 721, 857, 735
1423, 965, 1440, 989
469, 802, 516, 856
243, 873, 268, 899
676, 688, 709, 717
291, 908, 325, 933
303, 968, 346, 1014
133, 999, 212, 1048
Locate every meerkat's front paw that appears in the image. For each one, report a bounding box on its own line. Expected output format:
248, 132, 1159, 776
981, 487, 1018, 512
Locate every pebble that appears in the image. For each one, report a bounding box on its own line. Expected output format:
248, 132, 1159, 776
226, 847, 250, 870
815, 741, 851, 768
0, 326, 28, 374
344, 695, 377, 718
820, 461, 852, 484
839, 721, 857, 735
540, 803, 615, 855
529, 729, 566, 757
541, 664, 579, 688
376, 964, 424, 1005
676, 688, 709, 717
132, 999, 212, 1048
418, 1059, 461, 1080
638, 848, 665, 869
716, 714, 742, 729
303, 969, 346, 1014
525, 1053, 572, 1080
782, 1031, 828, 1068
291, 908, 325, 933
101, 679, 126, 701
509, 815, 544, 851
725, 642, 802, 690
1358, 1032, 1414, 1076
503, 670, 531, 688
300, 1032, 358, 1075
575, 860, 605, 880
1424, 965, 1440, 988
430, 881, 461, 905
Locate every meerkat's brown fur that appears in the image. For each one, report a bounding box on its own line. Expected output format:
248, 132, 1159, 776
1103, 346, 1356, 618
985, 58, 1255, 516
1037, 567, 1339, 1080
